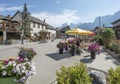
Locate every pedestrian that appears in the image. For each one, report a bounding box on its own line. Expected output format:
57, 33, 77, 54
76, 40, 80, 47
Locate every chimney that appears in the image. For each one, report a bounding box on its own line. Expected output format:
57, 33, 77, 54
7, 15, 11, 20
43, 19, 45, 23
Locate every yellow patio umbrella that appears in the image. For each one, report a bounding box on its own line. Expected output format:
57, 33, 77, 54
85, 30, 95, 36
66, 28, 88, 35
65, 30, 73, 34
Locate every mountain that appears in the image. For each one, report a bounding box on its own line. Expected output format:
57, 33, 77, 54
60, 23, 82, 29
69, 23, 82, 28
76, 10, 120, 30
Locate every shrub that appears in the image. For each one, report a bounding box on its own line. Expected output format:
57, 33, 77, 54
118, 47, 120, 58
109, 42, 120, 53
96, 28, 115, 48
94, 35, 103, 45
107, 66, 120, 84
56, 63, 92, 84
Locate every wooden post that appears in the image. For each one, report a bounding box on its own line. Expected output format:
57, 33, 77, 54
2, 22, 7, 44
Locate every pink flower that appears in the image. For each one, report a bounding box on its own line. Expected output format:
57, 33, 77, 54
18, 57, 24, 62
3, 60, 9, 65
88, 43, 100, 52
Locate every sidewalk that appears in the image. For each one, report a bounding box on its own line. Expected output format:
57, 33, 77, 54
80, 50, 120, 72
0, 41, 39, 50
0, 39, 119, 84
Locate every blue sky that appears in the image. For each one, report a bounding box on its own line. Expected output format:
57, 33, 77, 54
0, 0, 120, 27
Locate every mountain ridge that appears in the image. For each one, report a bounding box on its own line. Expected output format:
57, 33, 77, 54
76, 10, 120, 30
60, 10, 120, 30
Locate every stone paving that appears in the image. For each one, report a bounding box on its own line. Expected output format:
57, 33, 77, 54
0, 39, 119, 84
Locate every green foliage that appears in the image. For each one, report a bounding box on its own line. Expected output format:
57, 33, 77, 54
97, 28, 115, 48
94, 35, 103, 45
107, 66, 120, 84
71, 44, 76, 50
109, 42, 120, 54
56, 63, 92, 84
21, 3, 31, 37
100, 28, 115, 39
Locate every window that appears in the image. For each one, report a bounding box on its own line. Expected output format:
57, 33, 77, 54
33, 22, 35, 27
38, 24, 40, 28
42, 25, 43, 30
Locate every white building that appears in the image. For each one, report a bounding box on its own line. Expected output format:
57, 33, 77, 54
11, 11, 56, 40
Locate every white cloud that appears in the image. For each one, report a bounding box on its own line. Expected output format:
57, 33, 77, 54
55, 0, 61, 4
32, 9, 80, 27
0, 4, 22, 12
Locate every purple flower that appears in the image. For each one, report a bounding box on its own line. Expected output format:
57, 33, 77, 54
88, 43, 100, 52
18, 47, 37, 61
3, 60, 9, 65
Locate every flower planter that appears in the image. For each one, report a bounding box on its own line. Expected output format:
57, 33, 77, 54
71, 50, 75, 56
91, 51, 96, 59
65, 46, 68, 51
71, 48, 75, 56
70, 44, 76, 56
59, 48, 63, 54
0, 78, 18, 84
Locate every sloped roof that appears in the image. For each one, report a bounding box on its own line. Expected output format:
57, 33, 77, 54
11, 11, 45, 25
11, 11, 55, 30
46, 23, 55, 30
30, 16, 45, 24
60, 25, 71, 31
10, 11, 22, 22
0, 15, 7, 19
111, 18, 120, 24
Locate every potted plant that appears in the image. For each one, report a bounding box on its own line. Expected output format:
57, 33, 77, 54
70, 43, 76, 56
88, 43, 100, 59
57, 41, 65, 54
18, 47, 37, 62
0, 58, 36, 84
64, 41, 69, 51
68, 39, 75, 48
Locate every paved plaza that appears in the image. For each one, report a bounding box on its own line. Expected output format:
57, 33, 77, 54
0, 39, 120, 84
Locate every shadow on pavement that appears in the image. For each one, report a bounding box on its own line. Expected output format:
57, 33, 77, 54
105, 56, 113, 60
80, 58, 93, 63
112, 60, 120, 65
46, 52, 72, 61
105, 53, 120, 65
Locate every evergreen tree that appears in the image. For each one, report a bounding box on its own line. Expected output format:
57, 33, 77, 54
22, 3, 31, 38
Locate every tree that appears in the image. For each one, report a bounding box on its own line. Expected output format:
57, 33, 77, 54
21, 3, 31, 44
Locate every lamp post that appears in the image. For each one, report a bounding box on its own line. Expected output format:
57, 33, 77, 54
99, 16, 101, 28
2, 21, 7, 44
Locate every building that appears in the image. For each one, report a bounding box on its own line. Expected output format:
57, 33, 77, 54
11, 11, 56, 41
0, 15, 20, 44
111, 18, 120, 39
56, 25, 71, 38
